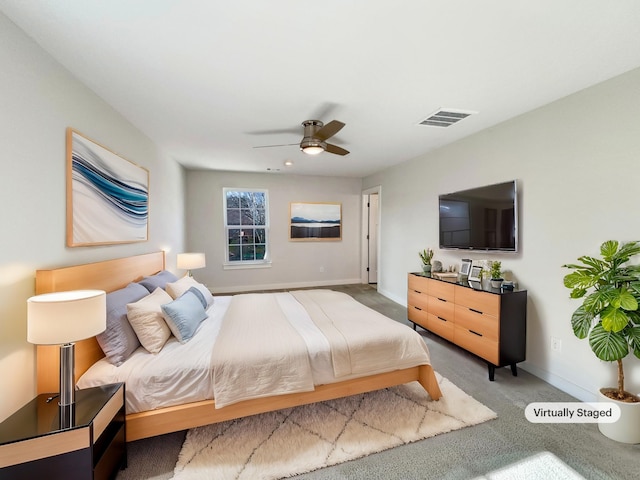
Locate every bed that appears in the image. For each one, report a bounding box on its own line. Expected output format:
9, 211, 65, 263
35, 252, 442, 442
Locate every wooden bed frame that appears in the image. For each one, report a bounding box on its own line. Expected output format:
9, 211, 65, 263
35, 252, 442, 442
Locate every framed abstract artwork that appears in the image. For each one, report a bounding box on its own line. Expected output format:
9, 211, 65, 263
66, 128, 149, 246
289, 202, 342, 241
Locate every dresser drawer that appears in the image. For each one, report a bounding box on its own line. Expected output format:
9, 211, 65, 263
407, 304, 429, 329
428, 295, 454, 321
408, 274, 429, 294
454, 325, 499, 364
455, 286, 500, 316
428, 279, 455, 302
408, 290, 429, 311
455, 305, 499, 341
427, 312, 454, 341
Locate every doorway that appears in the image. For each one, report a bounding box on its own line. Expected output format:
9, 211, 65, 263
362, 186, 381, 285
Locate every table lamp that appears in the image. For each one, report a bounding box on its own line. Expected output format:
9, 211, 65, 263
177, 252, 206, 277
27, 290, 106, 407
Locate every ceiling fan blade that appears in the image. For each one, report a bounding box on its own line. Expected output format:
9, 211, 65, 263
325, 143, 349, 156
314, 120, 345, 141
253, 143, 298, 149
246, 127, 300, 136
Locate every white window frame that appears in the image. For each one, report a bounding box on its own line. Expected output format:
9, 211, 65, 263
223, 188, 271, 269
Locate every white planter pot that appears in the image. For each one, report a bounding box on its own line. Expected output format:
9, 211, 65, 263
597, 388, 640, 444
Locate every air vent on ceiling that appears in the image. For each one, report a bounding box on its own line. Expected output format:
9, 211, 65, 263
418, 108, 476, 127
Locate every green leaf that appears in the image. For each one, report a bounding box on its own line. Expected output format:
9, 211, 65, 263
589, 323, 629, 361
571, 305, 593, 339
600, 306, 630, 332
563, 271, 598, 290
600, 240, 619, 261
612, 290, 638, 311
626, 323, 640, 360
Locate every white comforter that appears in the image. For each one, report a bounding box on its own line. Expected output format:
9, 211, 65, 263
78, 290, 432, 413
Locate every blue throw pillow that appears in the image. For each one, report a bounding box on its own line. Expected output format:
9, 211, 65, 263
161, 290, 208, 343
186, 286, 208, 309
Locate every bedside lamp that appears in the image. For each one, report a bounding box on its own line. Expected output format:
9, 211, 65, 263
27, 290, 106, 407
177, 252, 206, 277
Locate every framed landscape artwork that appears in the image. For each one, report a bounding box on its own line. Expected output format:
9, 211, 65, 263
290, 202, 342, 241
66, 128, 149, 247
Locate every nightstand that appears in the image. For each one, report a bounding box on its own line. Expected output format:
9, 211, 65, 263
0, 383, 126, 480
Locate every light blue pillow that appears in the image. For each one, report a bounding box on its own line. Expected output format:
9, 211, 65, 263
161, 290, 208, 343
186, 286, 208, 309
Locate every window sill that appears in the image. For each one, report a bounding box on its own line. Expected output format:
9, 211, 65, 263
223, 261, 272, 270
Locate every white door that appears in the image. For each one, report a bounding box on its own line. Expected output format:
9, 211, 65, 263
367, 193, 379, 284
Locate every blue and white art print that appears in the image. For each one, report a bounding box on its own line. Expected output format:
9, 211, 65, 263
290, 202, 342, 241
67, 129, 149, 246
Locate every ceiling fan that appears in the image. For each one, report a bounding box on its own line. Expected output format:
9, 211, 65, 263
254, 119, 349, 156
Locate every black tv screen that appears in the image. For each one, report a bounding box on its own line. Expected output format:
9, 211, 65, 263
439, 180, 518, 252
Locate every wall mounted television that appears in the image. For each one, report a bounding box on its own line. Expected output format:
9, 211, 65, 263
439, 180, 518, 252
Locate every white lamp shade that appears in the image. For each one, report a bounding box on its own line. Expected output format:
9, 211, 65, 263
177, 253, 206, 270
27, 290, 106, 345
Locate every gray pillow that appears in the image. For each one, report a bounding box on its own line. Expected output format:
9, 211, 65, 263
96, 282, 149, 366
137, 270, 179, 292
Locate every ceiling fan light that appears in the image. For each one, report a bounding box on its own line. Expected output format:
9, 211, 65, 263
302, 145, 324, 155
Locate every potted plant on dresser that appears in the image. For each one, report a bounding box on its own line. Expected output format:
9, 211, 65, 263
419, 248, 434, 274
489, 261, 504, 289
563, 240, 640, 444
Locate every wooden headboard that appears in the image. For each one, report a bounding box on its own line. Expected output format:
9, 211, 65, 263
35, 251, 165, 394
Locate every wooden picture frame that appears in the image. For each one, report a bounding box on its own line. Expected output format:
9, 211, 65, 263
66, 128, 149, 246
289, 202, 342, 241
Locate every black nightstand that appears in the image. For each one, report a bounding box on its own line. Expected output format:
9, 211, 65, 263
0, 383, 126, 480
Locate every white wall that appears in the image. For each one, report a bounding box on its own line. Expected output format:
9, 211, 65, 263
0, 13, 185, 421
185, 170, 362, 292
364, 67, 640, 402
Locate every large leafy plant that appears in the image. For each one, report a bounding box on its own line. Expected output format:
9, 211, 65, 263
563, 240, 640, 401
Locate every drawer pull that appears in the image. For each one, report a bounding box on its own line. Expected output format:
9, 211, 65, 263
413, 306, 422, 311
413, 290, 422, 294
469, 329, 483, 337
437, 316, 448, 322
469, 308, 483, 315
437, 297, 447, 302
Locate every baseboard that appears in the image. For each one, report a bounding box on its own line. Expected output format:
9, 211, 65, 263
214, 278, 363, 294
518, 362, 597, 403
377, 287, 406, 306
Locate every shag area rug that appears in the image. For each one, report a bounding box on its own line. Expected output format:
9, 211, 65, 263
172, 374, 496, 480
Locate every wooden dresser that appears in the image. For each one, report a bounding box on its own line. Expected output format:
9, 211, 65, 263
408, 273, 527, 380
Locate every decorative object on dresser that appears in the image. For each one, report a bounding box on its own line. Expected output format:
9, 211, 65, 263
489, 260, 504, 289
0, 383, 126, 479
177, 252, 206, 277
562, 240, 640, 444
419, 248, 434, 273
27, 290, 106, 408
66, 128, 149, 247
407, 273, 527, 381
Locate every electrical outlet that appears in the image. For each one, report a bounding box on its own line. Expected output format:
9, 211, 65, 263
319, 266, 325, 273
551, 336, 562, 352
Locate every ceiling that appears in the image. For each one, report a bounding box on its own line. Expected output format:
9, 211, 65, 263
2, 1, 640, 178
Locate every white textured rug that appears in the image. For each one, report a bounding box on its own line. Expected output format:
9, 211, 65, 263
172, 373, 496, 480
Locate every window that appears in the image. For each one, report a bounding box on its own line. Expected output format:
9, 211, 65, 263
223, 188, 269, 265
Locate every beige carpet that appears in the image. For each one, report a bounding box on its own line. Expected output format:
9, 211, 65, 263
172, 373, 496, 479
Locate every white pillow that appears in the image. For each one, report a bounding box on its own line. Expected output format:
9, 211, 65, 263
166, 276, 214, 307
126, 287, 173, 353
